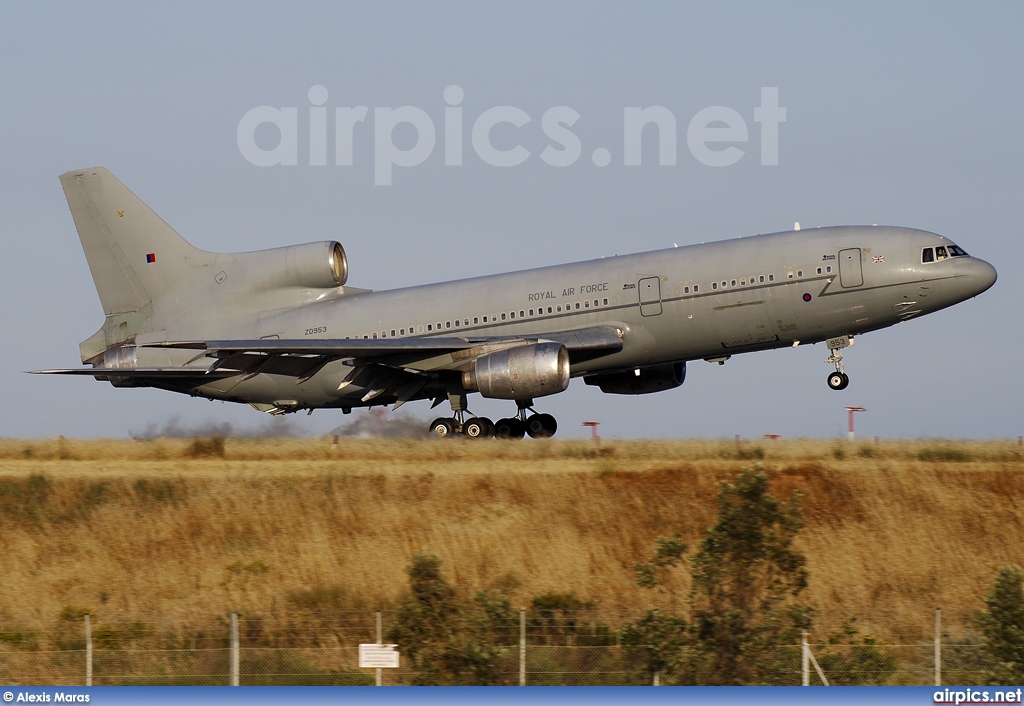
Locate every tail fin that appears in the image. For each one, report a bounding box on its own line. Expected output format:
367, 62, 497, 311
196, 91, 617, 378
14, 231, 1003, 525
59, 167, 210, 317
60, 167, 216, 362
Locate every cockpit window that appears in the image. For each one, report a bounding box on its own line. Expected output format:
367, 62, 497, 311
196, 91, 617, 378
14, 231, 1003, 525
923, 244, 969, 263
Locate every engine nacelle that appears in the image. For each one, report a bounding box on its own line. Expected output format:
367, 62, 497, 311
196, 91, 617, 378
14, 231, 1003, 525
240, 240, 349, 289
584, 362, 686, 395
462, 342, 570, 400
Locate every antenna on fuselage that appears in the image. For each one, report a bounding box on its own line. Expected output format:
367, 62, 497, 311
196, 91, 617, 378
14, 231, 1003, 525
794, 221, 801, 231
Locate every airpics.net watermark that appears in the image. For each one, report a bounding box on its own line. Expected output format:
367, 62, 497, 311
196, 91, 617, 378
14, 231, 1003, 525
237, 85, 786, 186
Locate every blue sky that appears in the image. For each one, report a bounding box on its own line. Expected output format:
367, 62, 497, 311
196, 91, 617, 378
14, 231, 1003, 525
2, 1, 1021, 439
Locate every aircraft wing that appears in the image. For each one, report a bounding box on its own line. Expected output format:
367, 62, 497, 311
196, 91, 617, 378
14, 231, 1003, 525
31, 327, 623, 409
145, 325, 624, 377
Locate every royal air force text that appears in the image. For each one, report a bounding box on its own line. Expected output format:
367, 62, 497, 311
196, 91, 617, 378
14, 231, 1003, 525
528, 283, 608, 302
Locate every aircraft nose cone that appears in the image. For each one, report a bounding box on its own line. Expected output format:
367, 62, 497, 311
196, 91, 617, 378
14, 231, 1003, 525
964, 257, 997, 297
974, 258, 997, 293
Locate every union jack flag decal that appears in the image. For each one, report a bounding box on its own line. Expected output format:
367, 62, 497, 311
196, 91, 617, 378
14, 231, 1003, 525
872, 255, 885, 263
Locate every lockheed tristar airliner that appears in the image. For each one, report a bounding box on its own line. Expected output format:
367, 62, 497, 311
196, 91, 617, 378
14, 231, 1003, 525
36, 167, 997, 439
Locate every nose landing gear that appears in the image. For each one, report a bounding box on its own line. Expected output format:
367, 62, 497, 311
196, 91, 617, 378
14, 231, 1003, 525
827, 370, 849, 390
825, 336, 852, 390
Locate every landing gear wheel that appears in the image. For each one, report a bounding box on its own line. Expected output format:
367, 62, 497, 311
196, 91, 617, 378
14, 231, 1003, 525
827, 372, 849, 391
463, 417, 494, 439
526, 413, 557, 439
428, 417, 456, 438
494, 417, 526, 439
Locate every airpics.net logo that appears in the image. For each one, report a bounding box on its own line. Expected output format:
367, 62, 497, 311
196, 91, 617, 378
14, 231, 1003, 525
237, 85, 786, 186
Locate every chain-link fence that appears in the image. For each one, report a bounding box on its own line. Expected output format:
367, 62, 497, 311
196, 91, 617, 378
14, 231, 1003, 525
0, 610, 998, 686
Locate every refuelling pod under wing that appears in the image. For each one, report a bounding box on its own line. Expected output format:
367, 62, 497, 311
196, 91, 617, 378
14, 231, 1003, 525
584, 362, 686, 395
462, 342, 570, 399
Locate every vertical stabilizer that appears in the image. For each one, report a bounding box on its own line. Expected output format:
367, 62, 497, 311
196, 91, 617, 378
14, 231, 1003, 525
59, 167, 210, 317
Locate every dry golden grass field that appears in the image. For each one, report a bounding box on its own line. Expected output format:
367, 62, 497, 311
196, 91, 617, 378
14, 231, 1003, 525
1, 437, 1022, 642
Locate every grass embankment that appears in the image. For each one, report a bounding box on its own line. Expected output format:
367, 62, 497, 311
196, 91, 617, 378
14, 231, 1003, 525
0, 438, 1021, 642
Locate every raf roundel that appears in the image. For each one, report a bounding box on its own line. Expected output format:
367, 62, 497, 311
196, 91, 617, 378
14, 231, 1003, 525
802, 293, 812, 302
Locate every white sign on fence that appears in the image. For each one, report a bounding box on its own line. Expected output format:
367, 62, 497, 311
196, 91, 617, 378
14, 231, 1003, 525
359, 643, 400, 668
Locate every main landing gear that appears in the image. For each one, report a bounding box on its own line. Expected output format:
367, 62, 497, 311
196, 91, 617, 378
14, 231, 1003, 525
495, 401, 557, 440
825, 336, 852, 390
428, 399, 557, 440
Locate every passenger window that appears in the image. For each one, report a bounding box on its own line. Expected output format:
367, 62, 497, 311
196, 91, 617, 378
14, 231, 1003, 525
427, 324, 432, 331
557, 305, 562, 312
437, 322, 442, 330
684, 286, 689, 294
548, 307, 553, 313
529, 309, 534, 316
797, 270, 803, 277
816, 267, 822, 275
826, 266, 832, 273
787, 272, 794, 279
584, 301, 590, 308
501, 313, 507, 320
936, 246, 948, 260
391, 329, 396, 337
510, 312, 515, 319
692, 286, 698, 293
372, 333, 378, 339
575, 302, 581, 310
740, 279, 746, 286
454, 320, 460, 327
593, 299, 598, 306
759, 275, 765, 283
603, 298, 609, 304
520, 310, 525, 317
730, 280, 737, 287
445, 321, 451, 329
400, 328, 405, 335
473, 317, 479, 324
768, 274, 774, 282
712, 282, 719, 290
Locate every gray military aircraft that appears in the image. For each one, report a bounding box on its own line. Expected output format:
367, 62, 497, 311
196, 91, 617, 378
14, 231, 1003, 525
36, 167, 997, 438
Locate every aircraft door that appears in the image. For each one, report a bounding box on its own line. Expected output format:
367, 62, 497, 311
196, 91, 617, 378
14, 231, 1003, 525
638, 277, 662, 316
838, 248, 863, 287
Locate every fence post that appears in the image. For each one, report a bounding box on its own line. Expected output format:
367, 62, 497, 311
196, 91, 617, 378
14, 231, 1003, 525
230, 612, 239, 686
653, 670, 659, 686
801, 630, 809, 686
376, 610, 383, 687
84, 614, 92, 687
935, 607, 942, 686
519, 608, 526, 686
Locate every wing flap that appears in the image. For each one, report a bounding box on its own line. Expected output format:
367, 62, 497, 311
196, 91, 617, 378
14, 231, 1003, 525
28, 367, 238, 381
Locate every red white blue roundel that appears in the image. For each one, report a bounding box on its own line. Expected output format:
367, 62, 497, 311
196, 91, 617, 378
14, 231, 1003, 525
802, 293, 812, 302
